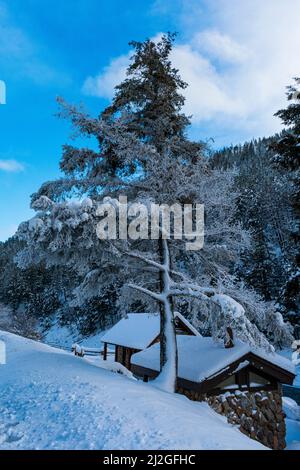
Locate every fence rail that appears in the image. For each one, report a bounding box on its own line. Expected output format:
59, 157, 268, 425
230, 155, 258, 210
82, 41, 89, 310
40, 338, 115, 359
71, 343, 114, 358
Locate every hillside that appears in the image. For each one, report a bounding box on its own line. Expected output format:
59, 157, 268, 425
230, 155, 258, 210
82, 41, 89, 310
0, 330, 265, 450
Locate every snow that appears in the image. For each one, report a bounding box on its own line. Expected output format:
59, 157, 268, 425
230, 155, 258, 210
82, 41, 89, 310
101, 313, 160, 350
42, 320, 107, 350
42, 323, 81, 349
283, 397, 300, 421
132, 335, 295, 383
283, 397, 300, 450
279, 348, 300, 387
101, 311, 199, 350
86, 355, 136, 380
233, 360, 250, 373
0, 329, 265, 450
285, 419, 300, 450
292, 350, 300, 366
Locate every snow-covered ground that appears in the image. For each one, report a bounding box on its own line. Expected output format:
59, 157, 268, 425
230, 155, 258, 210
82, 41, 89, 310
41, 321, 106, 350
283, 397, 300, 450
285, 419, 300, 450
279, 349, 300, 449
0, 330, 265, 450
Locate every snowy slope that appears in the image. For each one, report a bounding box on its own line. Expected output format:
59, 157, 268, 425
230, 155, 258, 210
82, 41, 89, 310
41, 321, 105, 350
0, 330, 265, 450
283, 398, 300, 450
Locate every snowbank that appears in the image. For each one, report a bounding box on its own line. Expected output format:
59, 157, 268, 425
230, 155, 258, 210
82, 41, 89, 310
0, 330, 265, 450
283, 397, 300, 449
283, 397, 300, 421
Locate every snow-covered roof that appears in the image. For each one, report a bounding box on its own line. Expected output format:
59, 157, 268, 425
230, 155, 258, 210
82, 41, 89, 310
101, 312, 200, 350
131, 335, 295, 383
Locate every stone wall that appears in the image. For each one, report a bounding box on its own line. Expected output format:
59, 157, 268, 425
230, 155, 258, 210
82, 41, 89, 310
177, 387, 286, 449
207, 390, 286, 449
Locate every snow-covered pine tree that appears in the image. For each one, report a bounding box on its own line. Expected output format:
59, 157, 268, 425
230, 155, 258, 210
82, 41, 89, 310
233, 141, 292, 301
102, 33, 203, 160
270, 79, 300, 322
271, 79, 300, 171
16, 35, 293, 393
100, 34, 205, 383
19, 34, 206, 391
211, 136, 296, 330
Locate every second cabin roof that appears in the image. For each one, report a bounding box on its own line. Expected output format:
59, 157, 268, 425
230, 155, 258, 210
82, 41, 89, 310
101, 312, 200, 350
131, 335, 295, 383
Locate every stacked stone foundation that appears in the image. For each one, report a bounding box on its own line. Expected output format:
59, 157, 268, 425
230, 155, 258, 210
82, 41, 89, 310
177, 387, 286, 449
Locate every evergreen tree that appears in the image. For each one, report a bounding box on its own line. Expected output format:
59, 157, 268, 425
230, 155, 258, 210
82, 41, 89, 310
16, 36, 293, 394
102, 33, 203, 160
271, 79, 300, 171
270, 79, 300, 320
211, 132, 300, 334
29, 34, 206, 390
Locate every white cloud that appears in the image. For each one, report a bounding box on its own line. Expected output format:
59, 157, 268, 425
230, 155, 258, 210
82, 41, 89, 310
83, 53, 130, 99
192, 30, 250, 64
82, 0, 300, 142
170, 44, 242, 122
0, 159, 24, 172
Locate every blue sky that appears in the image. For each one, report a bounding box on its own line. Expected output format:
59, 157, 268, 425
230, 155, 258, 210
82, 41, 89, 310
0, 0, 299, 241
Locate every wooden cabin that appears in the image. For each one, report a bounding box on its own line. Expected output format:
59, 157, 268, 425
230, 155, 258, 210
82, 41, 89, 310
101, 312, 200, 370
131, 335, 295, 395
101, 313, 296, 448
131, 335, 296, 450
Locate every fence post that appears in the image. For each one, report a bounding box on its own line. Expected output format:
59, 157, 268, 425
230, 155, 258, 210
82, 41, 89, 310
103, 342, 108, 361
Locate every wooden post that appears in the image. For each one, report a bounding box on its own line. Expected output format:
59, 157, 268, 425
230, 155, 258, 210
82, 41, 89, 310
103, 342, 108, 361
225, 327, 234, 349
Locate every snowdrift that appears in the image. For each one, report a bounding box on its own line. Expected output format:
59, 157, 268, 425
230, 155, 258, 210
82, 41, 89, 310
0, 330, 265, 450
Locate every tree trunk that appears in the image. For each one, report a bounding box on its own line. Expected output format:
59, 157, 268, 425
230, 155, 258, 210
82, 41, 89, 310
155, 238, 178, 393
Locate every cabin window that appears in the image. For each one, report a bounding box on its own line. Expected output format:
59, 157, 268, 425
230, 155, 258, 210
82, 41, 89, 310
249, 371, 270, 387
217, 375, 237, 390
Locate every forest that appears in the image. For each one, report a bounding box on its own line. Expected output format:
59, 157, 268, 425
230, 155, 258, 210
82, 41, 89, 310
0, 35, 299, 372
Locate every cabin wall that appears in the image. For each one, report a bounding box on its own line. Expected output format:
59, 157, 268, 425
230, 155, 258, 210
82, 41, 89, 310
115, 346, 138, 370
115, 345, 123, 364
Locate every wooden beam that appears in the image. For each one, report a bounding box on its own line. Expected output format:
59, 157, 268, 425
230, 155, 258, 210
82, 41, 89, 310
103, 342, 108, 361
248, 352, 295, 385
224, 327, 234, 348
